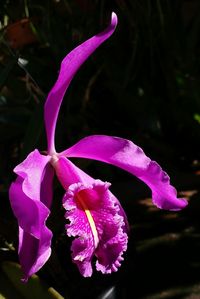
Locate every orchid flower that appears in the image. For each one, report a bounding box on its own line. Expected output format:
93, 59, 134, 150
9, 12, 187, 282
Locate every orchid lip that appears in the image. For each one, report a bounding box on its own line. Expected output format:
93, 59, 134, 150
63, 179, 128, 277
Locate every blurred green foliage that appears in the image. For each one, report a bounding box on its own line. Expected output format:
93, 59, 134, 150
0, 261, 64, 299
1, 0, 200, 298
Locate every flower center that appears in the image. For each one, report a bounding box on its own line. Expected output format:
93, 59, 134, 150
50, 154, 59, 166
76, 191, 99, 248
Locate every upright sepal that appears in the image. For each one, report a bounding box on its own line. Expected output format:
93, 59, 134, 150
44, 13, 118, 154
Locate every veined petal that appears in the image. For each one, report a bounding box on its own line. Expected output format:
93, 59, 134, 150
61, 135, 187, 211
63, 180, 128, 277
44, 12, 118, 155
9, 150, 54, 281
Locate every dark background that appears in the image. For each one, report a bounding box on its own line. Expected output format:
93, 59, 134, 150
0, 1, 200, 298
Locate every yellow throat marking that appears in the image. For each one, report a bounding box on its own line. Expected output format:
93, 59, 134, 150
76, 193, 99, 248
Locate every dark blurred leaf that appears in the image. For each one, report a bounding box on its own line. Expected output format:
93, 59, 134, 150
0, 58, 17, 90
20, 97, 44, 159
1, 261, 64, 299
0, 270, 22, 299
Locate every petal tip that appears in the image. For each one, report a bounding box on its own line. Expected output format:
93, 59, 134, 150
111, 12, 118, 28
175, 198, 188, 211
154, 196, 188, 211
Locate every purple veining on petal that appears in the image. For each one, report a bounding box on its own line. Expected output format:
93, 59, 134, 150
63, 182, 95, 277
9, 150, 53, 280
61, 135, 188, 211
63, 180, 128, 277
44, 12, 118, 155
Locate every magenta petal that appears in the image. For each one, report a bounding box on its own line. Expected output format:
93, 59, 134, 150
14, 150, 51, 200
63, 180, 128, 277
53, 156, 94, 189
61, 135, 187, 211
18, 226, 52, 282
9, 150, 53, 280
40, 163, 54, 208
44, 12, 118, 154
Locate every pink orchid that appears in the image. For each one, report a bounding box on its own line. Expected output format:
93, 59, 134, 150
9, 12, 187, 282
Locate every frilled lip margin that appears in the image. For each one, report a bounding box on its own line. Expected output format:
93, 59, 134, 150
63, 179, 128, 277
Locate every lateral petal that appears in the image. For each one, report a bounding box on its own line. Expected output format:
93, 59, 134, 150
61, 135, 187, 211
14, 149, 51, 200
9, 151, 54, 280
